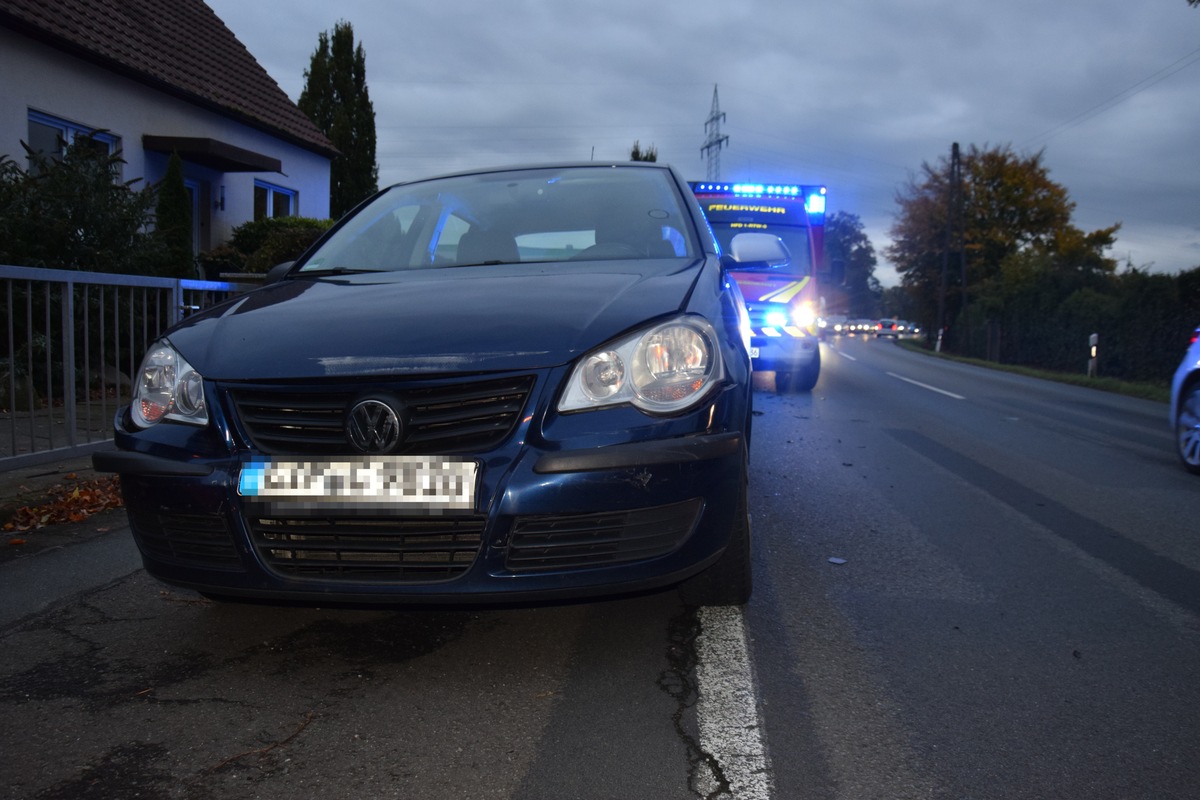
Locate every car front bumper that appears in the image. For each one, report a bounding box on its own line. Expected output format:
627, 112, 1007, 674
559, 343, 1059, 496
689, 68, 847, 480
96, 381, 749, 606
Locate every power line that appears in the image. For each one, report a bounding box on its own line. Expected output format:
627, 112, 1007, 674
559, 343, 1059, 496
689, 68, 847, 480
1022, 46, 1200, 148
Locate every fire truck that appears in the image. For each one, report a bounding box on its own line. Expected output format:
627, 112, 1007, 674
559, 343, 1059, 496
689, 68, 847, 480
690, 182, 828, 391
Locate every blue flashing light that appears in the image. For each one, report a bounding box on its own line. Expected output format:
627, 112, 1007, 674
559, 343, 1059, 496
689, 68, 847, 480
730, 183, 805, 197
765, 308, 790, 328
691, 181, 825, 202
690, 181, 829, 223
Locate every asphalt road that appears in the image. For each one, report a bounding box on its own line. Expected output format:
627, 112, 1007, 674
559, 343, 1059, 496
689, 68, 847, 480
2, 336, 1198, 799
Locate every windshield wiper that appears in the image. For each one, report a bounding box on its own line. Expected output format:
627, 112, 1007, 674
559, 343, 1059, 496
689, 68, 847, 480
296, 266, 381, 277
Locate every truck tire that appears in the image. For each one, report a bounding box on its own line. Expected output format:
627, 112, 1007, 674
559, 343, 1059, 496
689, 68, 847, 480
794, 348, 820, 391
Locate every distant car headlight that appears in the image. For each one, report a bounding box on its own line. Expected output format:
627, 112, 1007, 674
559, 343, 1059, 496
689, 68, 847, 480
131, 339, 208, 428
559, 316, 724, 414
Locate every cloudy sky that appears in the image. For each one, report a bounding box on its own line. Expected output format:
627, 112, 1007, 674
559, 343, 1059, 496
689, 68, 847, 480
204, 0, 1200, 286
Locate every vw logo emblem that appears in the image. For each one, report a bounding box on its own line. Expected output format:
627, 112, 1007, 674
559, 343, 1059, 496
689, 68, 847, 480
346, 398, 403, 454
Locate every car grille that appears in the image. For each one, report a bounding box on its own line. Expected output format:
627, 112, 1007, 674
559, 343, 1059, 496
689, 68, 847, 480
248, 515, 486, 581
506, 499, 703, 572
128, 510, 243, 571
228, 375, 534, 455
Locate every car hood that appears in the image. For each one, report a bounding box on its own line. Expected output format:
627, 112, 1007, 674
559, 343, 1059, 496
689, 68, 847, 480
168, 261, 704, 380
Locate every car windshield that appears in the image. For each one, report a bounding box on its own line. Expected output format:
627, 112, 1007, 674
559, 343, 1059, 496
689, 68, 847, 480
297, 165, 697, 274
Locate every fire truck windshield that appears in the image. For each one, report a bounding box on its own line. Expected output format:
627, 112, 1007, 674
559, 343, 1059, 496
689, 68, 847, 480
690, 183, 822, 278
708, 225, 813, 276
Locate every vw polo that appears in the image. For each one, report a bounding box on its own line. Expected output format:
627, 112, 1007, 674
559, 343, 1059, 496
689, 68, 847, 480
96, 163, 756, 606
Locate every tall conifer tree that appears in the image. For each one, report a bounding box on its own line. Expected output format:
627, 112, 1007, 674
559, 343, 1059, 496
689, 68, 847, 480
299, 21, 379, 218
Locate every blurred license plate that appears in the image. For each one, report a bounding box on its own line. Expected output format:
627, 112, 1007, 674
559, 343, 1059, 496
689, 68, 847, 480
238, 457, 476, 511
749, 347, 760, 358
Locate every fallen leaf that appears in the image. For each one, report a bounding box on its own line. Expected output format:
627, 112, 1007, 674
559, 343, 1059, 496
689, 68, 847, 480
5, 476, 122, 531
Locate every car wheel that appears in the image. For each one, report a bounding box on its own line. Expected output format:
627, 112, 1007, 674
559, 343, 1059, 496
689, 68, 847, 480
678, 473, 751, 606
1177, 380, 1200, 475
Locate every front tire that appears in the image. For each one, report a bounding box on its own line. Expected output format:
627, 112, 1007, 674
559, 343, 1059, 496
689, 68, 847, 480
1177, 380, 1200, 475
679, 476, 751, 606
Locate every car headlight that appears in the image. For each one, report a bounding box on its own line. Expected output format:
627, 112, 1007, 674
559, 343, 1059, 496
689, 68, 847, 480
131, 339, 208, 428
559, 316, 724, 415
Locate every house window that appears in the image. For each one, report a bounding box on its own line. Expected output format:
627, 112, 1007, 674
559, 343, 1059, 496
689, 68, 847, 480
26, 111, 118, 170
254, 181, 296, 220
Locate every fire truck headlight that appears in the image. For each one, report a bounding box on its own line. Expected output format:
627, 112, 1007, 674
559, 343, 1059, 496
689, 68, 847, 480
792, 301, 817, 329
560, 316, 724, 415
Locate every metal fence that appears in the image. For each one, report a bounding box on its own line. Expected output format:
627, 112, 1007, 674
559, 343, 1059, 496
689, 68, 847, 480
1, 264, 255, 471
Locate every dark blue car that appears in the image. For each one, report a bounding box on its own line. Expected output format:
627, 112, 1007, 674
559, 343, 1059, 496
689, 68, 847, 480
96, 162, 756, 606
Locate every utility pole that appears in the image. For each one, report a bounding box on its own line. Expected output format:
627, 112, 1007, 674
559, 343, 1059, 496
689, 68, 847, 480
938, 142, 965, 353
938, 176, 949, 352
701, 84, 729, 181
937, 143, 956, 351
952, 142, 967, 356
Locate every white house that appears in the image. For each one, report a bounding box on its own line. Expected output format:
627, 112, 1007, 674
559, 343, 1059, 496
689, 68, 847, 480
0, 0, 336, 259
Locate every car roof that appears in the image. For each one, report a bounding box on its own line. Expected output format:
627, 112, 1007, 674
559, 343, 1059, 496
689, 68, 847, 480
383, 161, 677, 190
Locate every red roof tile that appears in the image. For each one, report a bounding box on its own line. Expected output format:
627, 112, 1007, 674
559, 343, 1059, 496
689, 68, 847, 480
0, 0, 336, 158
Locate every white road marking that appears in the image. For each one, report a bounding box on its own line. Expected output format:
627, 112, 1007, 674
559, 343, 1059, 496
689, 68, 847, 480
886, 371, 966, 400
697, 606, 773, 799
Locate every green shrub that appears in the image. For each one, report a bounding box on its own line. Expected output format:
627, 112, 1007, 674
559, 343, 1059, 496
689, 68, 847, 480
0, 135, 158, 273
226, 216, 333, 273
195, 242, 246, 281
